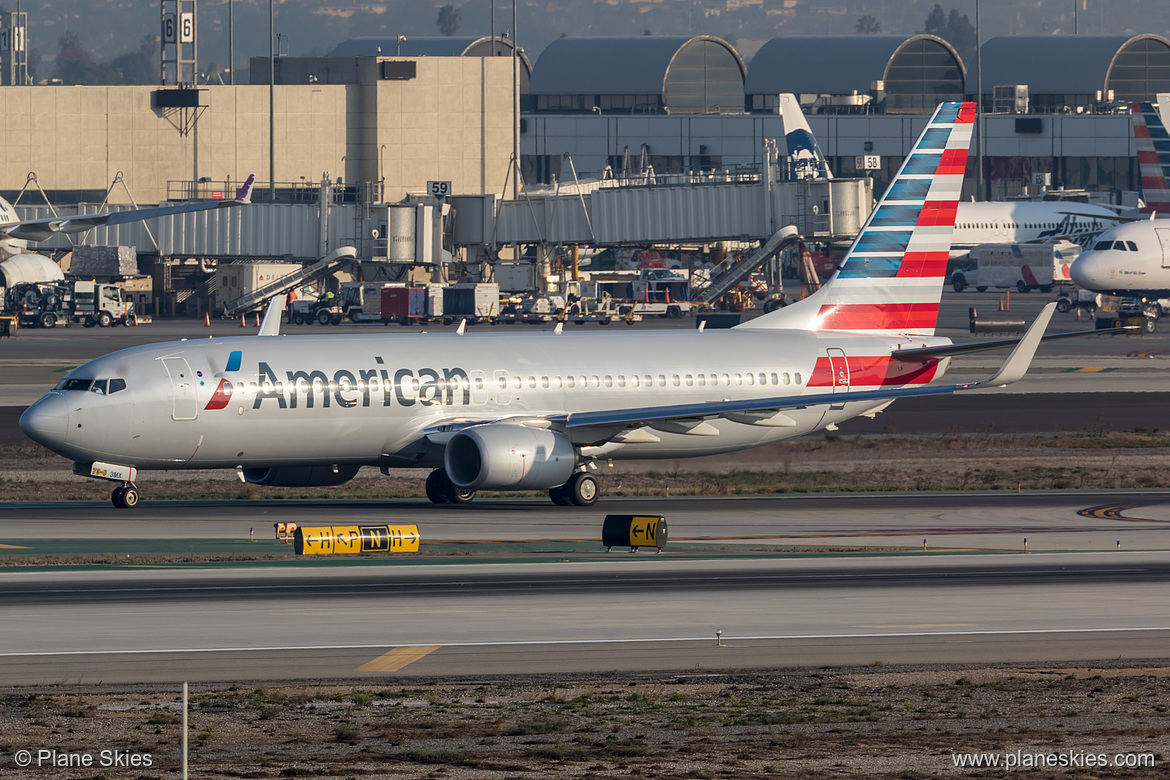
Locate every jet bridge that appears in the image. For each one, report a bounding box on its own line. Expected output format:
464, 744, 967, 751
465, 171, 870, 248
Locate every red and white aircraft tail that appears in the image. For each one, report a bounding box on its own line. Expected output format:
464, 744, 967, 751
1131, 100, 1170, 213
744, 101, 975, 336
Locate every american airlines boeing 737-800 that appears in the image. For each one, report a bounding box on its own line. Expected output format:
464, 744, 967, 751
21, 103, 1068, 508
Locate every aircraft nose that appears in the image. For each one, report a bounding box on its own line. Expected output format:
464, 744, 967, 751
19, 393, 69, 449
1069, 252, 1100, 289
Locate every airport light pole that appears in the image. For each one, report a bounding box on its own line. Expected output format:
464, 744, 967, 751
512, 0, 519, 199
268, 0, 275, 199
975, 0, 983, 201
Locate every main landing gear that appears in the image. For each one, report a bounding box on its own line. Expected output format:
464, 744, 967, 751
422, 469, 600, 506
111, 483, 140, 508
549, 472, 599, 507
425, 469, 477, 505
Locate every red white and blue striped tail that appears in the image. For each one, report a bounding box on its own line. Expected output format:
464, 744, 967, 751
743, 101, 975, 336
1131, 101, 1170, 212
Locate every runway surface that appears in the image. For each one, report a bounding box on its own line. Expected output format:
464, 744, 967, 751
2, 494, 1170, 685
5, 492, 1170, 550
0, 552, 1168, 685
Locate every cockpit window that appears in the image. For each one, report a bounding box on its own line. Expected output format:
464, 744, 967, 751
1113, 241, 1128, 251
109, 378, 127, 394
1127, 241, 1138, 251
1093, 240, 1112, 250
90, 379, 108, 395
56, 377, 93, 392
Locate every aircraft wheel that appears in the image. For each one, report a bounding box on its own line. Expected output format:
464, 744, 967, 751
111, 487, 125, 508
445, 480, 477, 504
565, 473, 599, 507
549, 485, 572, 506
425, 469, 450, 504
121, 486, 140, 508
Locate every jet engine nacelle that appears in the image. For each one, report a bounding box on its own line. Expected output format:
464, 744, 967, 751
445, 424, 576, 490
240, 464, 361, 487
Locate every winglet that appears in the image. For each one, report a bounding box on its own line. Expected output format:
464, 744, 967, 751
959, 302, 1056, 389
258, 294, 285, 337
235, 174, 255, 204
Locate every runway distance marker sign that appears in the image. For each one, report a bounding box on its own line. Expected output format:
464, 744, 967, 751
295, 524, 420, 555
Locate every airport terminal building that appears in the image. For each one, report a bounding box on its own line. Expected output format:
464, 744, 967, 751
0, 32, 1164, 208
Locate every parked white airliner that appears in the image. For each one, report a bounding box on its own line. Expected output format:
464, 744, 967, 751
22, 103, 1066, 509
782, 97, 1118, 254
1070, 102, 1170, 321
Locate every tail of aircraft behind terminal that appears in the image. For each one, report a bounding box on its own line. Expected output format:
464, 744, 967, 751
744, 101, 975, 337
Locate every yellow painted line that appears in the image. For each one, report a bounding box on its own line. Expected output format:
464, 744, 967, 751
357, 645, 441, 672
0, 543, 29, 549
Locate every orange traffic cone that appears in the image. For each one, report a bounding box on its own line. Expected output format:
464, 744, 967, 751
205, 312, 211, 327
255, 312, 261, 327
240, 314, 246, 328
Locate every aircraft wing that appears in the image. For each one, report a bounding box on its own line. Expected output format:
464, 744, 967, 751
551, 303, 1057, 444
1, 174, 254, 242
891, 325, 1135, 360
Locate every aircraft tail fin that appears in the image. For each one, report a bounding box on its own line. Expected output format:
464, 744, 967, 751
778, 94, 832, 180
1131, 101, 1170, 211
741, 101, 975, 336
235, 174, 255, 204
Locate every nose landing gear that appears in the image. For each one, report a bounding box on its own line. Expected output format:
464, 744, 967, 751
111, 483, 140, 508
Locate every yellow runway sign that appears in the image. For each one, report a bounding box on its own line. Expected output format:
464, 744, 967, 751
295, 525, 420, 555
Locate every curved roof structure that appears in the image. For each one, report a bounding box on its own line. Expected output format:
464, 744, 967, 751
329, 36, 532, 88
747, 35, 966, 100
529, 36, 746, 113
980, 34, 1170, 102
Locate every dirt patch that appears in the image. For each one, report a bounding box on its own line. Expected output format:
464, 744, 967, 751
1, 663, 1166, 778
2, 431, 1169, 501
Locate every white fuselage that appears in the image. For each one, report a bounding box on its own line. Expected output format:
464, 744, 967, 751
26, 328, 948, 471
952, 201, 1116, 256
1069, 219, 1170, 297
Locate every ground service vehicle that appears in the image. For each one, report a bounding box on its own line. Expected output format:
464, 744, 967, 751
3, 281, 70, 328
289, 296, 343, 325
73, 281, 136, 327
952, 240, 1080, 293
